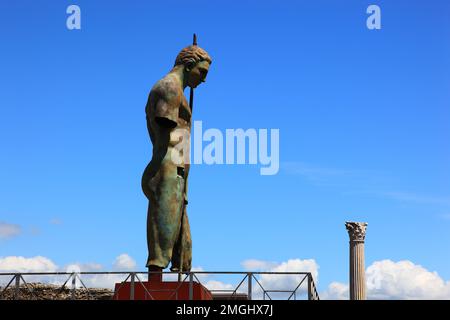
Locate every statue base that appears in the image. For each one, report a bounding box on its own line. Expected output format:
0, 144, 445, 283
113, 281, 213, 300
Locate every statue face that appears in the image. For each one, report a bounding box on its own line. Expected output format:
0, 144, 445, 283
186, 60, 210, 88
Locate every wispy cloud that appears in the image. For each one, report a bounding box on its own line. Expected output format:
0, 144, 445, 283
0, 222, 21, 240
282, 161, 450, 209
281, 161, 392, 189
49, 218, 63, 225
381, 192, 450, 206
30, 226, 41, 236
282, 161, 358, 186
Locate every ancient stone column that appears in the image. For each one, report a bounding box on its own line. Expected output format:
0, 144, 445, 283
345, 221, 368, 300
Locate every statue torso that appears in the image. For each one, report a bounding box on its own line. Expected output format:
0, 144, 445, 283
144, 73, 191, 180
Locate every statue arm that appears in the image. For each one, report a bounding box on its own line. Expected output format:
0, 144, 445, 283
154, 98, 178, 128
150, 84, 181, 129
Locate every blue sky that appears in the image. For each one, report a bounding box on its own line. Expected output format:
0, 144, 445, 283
0, 0, 449, 295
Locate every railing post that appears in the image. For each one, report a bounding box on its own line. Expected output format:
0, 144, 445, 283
247, 273, 252, 300
189, 272, 194, 300
71, 273, 76, 300
307, 273, 312, 300
14, 274, 20, 300
130, 272, 135, 300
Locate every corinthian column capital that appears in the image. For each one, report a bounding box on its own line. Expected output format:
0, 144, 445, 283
345, 221, 368, 242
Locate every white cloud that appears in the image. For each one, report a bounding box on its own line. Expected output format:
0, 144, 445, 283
203, 280, 235, 291
65, 264, 82, 274
0, 256, 58, 273
322, 260, 450, 300
256, 259, 319, 299
320, 282, 349, 300
65, 255, 137, 289
61, 262, 103, 287
3, 254, 449, 300
0, 254, 136, 289
53, 259, 135, 289
265, 259, 319, 280
171, 258, 321, 299
241, 259, 278, 271
0, 222, 21, 239
81, 273, 129, 289
241, 258, 320, 299
113, 254, 137, 271
0, 256, 60, 288
366, 260, 450, 299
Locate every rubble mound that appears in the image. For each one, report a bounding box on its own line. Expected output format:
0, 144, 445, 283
0, 283, 114, 300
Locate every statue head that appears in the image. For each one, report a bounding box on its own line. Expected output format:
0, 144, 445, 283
174, 45, 212, 88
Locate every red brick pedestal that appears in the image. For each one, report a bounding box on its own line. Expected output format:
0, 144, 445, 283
113, 281, 213, 300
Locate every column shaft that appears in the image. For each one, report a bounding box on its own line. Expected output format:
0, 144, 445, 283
349, 241, 366, 300
345, 221, 368, 300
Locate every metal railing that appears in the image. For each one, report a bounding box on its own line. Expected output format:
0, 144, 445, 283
0, 271, 319, 300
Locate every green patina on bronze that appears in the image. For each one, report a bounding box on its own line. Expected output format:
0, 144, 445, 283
142, 42, 211, 272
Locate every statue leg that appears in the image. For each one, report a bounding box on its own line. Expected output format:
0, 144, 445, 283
170, 205, 192, 272
146, 168, 185, 271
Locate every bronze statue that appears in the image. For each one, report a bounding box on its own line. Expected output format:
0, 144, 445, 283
141, 36, 211, 278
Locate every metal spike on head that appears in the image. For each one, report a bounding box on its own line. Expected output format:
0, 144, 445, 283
178, 33, 197, 280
